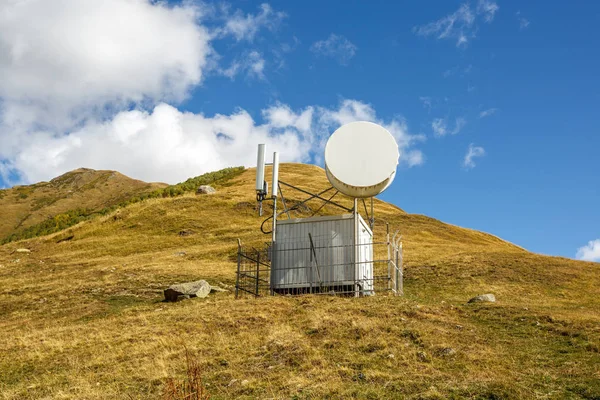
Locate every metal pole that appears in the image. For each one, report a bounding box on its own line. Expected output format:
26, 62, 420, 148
309, 234, 314, 294
235, 239, 241, 299
362, 198, 369, 224
278, 183, 291, 219
387, 223, 391, 291
370, 197, 374, 230
398, 242, 403, 296
270, 242, 275, 296
354, 198, 359, 297
271, 152, 279, 245
255, 251, 260, 297
395, 244, 399, 295
271, 197, 277, 246
269, 152, 280, 297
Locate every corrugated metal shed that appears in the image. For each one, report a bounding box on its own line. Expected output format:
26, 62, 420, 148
271, 214, 373, 293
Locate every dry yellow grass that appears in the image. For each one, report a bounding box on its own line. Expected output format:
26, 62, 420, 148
0, 168, 166, 240
0, 164, 598, 399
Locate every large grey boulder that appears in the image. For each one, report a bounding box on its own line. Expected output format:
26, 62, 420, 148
196, 185, 216, 195
164, 280, 211, 302
468, 293, 496, 303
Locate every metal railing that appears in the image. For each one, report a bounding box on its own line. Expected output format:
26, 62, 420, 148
235, 227, 403, 298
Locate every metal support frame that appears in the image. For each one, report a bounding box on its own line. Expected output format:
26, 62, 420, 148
271, 196, 278, 244
310, 190, 340, 217
278, 181, 353, 213
308, 233, 322, 291
361, 198, 375, 230
278, 183, 291, 219
243, 176, 404, 299
260, 182, 353, 235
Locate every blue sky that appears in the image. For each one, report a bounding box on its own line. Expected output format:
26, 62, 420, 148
0, 0, 598, 261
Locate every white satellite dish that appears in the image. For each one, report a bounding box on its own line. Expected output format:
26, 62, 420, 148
325, 121, 399, 198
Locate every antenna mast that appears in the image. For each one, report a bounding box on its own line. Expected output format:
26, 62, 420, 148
240, 122, 403, 298
271, 152, 279, 245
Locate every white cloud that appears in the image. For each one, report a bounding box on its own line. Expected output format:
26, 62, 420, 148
419, 96, 432, 111
414, 0, 499, 47
1, 100, 426, 185
463, 143, 485, 169
0, 0, 210, 133
479, 108, 498, 118
432, 117, 466, 137
318, 100, 376, 126
0, 1, 424, 186
382, 119, 426, 167
272, 36, 300, 70
310, 34, 357, 65
5, 103, 309, 184
443, 64, 472, 78
576, 239, 600, 262
219, 3, 286, 42
432, 118, 448, 136
516, 11, 530, 30
262, 104, 314, 132
477, 0, 499, 22
453, 117, 467, 134
220, 51, 266, 80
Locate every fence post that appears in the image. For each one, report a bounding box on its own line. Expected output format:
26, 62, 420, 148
395, 245, 399, 295
255, 250, 260, 297
309, 235, 313, 294
235, 239, 241, 299
398, 242, 403, 296
386, 223, 391, 291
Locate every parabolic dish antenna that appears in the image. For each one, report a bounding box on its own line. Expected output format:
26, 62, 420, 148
325, 121, 399, 198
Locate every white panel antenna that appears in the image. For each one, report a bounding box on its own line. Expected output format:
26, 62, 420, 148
256, 144, 266, 193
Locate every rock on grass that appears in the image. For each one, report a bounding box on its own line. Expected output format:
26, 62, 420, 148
164, 280, 227, 302
468, 293, 496, 303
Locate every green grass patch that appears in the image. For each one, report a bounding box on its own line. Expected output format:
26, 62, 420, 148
1, 166, 245, 244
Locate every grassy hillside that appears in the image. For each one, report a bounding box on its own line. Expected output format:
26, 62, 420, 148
0, 164, 598, 399
0, 168, 167, 242
1, 167, 245, 244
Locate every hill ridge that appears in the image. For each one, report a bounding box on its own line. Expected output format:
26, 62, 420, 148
0, 168, 168, 241
0, 163, 598, 398
0, 166, 245, 243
